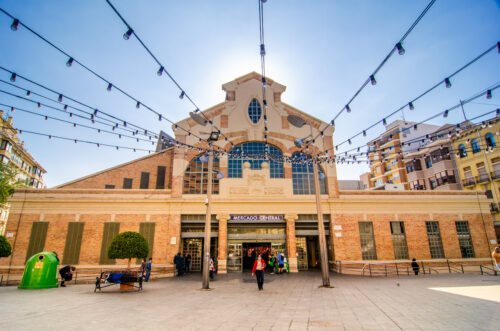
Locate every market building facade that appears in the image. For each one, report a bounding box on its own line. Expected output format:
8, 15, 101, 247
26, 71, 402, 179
0, 73, 497, 277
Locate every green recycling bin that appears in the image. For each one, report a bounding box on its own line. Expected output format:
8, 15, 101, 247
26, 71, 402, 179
18, 252, 59, 289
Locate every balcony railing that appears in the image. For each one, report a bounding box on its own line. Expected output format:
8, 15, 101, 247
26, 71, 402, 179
491, 170, 500, 180
490, 202, 499, 213
462, 178, 475, 187
475, 175, 490, 184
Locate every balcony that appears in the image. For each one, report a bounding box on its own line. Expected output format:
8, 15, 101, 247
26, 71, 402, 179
491, 170, 500, 180
462, 178, 475, 187
475, 174, 490, 184
490, 203, 499, 213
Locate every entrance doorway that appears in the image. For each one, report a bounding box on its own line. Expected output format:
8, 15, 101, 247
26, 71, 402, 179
242, 242, 271, 271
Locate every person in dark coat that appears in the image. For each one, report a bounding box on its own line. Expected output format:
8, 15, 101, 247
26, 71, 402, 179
411, 258, 420, 275
59, 265, 75, 287
174, 252, 184, 277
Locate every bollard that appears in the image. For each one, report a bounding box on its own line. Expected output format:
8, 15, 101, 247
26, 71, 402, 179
447, 260, 451, 273
480, 265, 483, 275
461, 265, 464, 273
396, 264, 399, 276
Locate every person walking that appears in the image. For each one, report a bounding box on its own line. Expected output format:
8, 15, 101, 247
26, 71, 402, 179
59, 265, 76, 287
185, 254, 192, 274
145, 258, 152, 282
492, 247, 500, 271
140, 259, 146, 278
269, 254, 276, 274
411, 258, 420, 275
277, 252, 285, 274
252, 254, 266, 291
209, 258, 216, 280
174, 252, 184, 277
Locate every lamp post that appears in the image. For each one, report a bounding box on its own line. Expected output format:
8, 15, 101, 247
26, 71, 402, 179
287, 115, 331, 287
189, 112, 219, 290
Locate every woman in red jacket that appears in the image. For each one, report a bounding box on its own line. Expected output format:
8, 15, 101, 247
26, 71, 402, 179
252, 254, 266, 291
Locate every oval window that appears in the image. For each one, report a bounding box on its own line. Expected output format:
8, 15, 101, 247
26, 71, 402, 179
248, 99, 262, 124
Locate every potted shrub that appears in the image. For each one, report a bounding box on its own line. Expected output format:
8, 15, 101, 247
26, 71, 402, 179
107, 231, 149, 290
0, 235, 12, 258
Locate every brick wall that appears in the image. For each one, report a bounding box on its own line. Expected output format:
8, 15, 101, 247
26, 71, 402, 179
58, 149, 174, 189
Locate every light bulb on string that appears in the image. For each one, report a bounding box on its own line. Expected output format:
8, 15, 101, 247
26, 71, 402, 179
444, 78, 452, 88
157, 66, 164, 76
345, 105, 351, 113
369, 75, 377, 85
123, 28, 133, 40
136, 101, 140, 109
395, 42, 405, 55
58, 94, 63, 102
107, 83, 112, 91
443, 110, 448, 118
179, 91, 185, 99
66, 57, 74, 67
10, 73, 16, 82
486, 90, 492, 99
26, 90, 31, 97
10, 18, 19, 31
409, 102, 414, 110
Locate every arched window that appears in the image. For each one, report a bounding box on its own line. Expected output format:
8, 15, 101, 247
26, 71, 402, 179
291, 153, 327, 194
183, 155, 220, 194
247, 99, 262, 124
471, 139, 481, 154
228, 142, 283, 178
458, 144, 467, 158
485, 133, 496, 147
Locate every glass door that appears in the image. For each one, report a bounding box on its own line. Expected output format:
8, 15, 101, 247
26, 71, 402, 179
296, 237, 308, 270
182, 238, 202, 272
227, 243, 242, 272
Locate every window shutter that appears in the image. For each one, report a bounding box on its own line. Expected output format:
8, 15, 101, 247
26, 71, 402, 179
25, 222, 49, 262
99, 223, 120, 265
137, 222, 155, 263
140, 172, 150, 189
156, 166, 166, 189
62, 222, 85, 265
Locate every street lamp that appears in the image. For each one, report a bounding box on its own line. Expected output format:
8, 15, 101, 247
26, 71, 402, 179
287, 114, 332, 288
189, 112, 219, 290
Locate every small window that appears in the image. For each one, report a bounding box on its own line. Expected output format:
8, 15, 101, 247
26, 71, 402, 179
140, 172, 150, 189
104, 184, 115, 189
156, 166, 166, 189
485, 133, 496, 147
471, 139, 481, 153
123, 178, 133, 189
248, 99, 262, 124
456, 221, 475, 258
458, 144, 467, 158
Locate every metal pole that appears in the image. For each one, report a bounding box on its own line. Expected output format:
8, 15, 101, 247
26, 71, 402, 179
202, 150, 214, 289
312, 151, 331, 287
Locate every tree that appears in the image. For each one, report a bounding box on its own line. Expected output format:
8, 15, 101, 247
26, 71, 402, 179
0, 235, 12, 258
107, 231, 149, 268
0, 162, 25, 205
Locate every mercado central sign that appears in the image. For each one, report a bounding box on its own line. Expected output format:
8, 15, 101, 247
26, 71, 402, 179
230, 215, 284, 221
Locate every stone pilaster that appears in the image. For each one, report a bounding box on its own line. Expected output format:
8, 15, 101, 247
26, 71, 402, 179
285, 214, 298, 273
217, 214, 229, 274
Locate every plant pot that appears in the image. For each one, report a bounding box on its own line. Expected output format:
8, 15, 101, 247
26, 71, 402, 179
120, 282, 134, 291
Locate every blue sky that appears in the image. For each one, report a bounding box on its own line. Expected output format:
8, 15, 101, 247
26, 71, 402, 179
0, 0, 499, 187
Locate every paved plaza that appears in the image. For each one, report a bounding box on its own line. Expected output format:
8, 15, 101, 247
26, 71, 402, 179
0, 272, 499, 330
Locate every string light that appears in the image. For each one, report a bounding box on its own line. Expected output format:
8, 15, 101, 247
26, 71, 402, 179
395, 42, 405, 55
179, 91, 185, 99
345, 105, 351, 113
369, 75, 377, 85
444, 78, 452, 88
26, 90, 31, 97
107, 83, 113, 91
123, 28, 133, 40
408, 102, 414, 110
136, 101, 140, 109
10, 73, 16, 82
486, 89, 492, 99
157, 66, 164, 76
10, 18, 19, 31
58, 94, 63, 102
443, 110, 449, 118
66, 57, 74, 67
